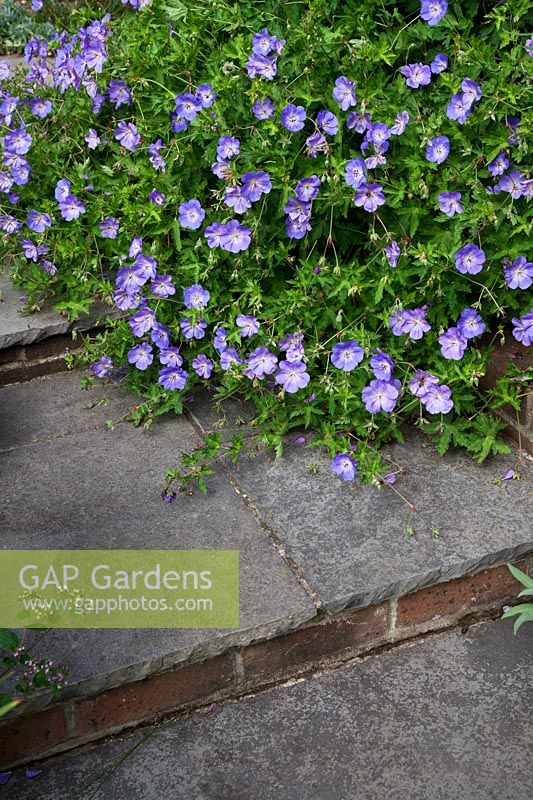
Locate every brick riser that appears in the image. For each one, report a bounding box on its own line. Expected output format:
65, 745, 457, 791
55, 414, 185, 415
0, 558, 530, 770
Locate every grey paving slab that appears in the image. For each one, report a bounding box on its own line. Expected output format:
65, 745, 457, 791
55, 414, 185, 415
0, 377, 315, 699
0, 371, 135, 450
0, 271, 117, 349
6, 618, 532, 800
189, 395, 533, 613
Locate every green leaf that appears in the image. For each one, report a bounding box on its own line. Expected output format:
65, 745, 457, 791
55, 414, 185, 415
0, 630, 19, 652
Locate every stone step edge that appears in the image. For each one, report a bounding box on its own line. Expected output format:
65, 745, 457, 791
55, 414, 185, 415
1, 556, 531, 770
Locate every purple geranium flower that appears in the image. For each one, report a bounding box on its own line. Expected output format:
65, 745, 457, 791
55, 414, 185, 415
252, 97, 275, 120
196, 84, 216, 108
150, 275, 175, 298
385, 240, 400, 268
348, 111, 371, 133
113, 289, 141, 310
252, 28, 276, 56
455, 244, 485, 275
345, 158, 366, 188
461, 78, 482, 105
430, 53, 449, 74
408, 370, 439, 398
174, 93, 202, 120
4, 127, 32, 155
116, 266, 146, 294
403, 308, 431, 340
0, 215, 21, 234
438, 191, 463, 216
128, 343, 153, 370
370, 351, 394, 381
179, 199, 205, 230
426, 136, 450, 164
495, 170, 525, 199
423, 384, 454, 414
129, 306, 156, 336
245, 347, 278, 379
332, 76, 356, 110
219, 220, 251, 252
151, 323, 171, 349
331, 340, 364, 371
184, 284, 210, 309
132, 254, 157, 280
59, 195, 85, 221
26, 210, 51, 233
511, 310, 533, 346
331, 453, 357, 481
84, 128, 100, 149
91, 355, 113, 378
457, 308, 485, 338
29, 98, 52, 118
295, 176, 321, 201
245, 53, 277, 81
204, 221, 226, 249
275, 360, 310, 393
108, 80, 131, 109
55, 178, 71, 202
190, 354, 212, 378
180, 317, 208, 340
241, 171, 272, 202
438, 327, 468, 360
487, 152, 509, 177
220, 348, 242, 370
353, 183, 385, 212
306, 131, 328, 157
281, 104, 306, 132
224, 186, 251, 215
316, 110, 338, 136
158, 366, 188, 390
389, 308, 409, 336
390, 111, 409, 135
280, 332, 305, 362
149, 189, 165, 206
420, 0, 448, 25
159, 347, 183, 367
446, 93, 472, 124
400, 63, 431, 89
114, 121, 140, 151
362, 379, 399, 413
236, 314, 260, 337
99, 216, 120, 239
504, 256, 533, 290
217, 136, 240, 160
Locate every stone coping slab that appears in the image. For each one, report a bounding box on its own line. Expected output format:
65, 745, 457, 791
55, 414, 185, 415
0, 272, 116, 350
189, 394, 533, 613
0, 371, 532, 744
0, 372, 316, 705
4, 619, 532, 800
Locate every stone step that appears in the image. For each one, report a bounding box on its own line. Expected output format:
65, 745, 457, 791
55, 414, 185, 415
0, 271, 116, 385
3, 618, 532, 799
0, 371, 532, 769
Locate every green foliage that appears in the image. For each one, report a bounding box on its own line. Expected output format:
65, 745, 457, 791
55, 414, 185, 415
502, 565, 533, 634
1, 0, 532, 486
0, 628, 68, 715
0, 0, 54, 53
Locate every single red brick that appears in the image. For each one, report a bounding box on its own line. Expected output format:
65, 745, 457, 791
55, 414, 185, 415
395, 560, 528, 629
0, 706, 66, 769
73, 652, 234, 737
242, 603, 388, 683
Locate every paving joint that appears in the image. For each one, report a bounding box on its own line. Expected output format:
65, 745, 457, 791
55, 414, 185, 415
184, 405, 325, 612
